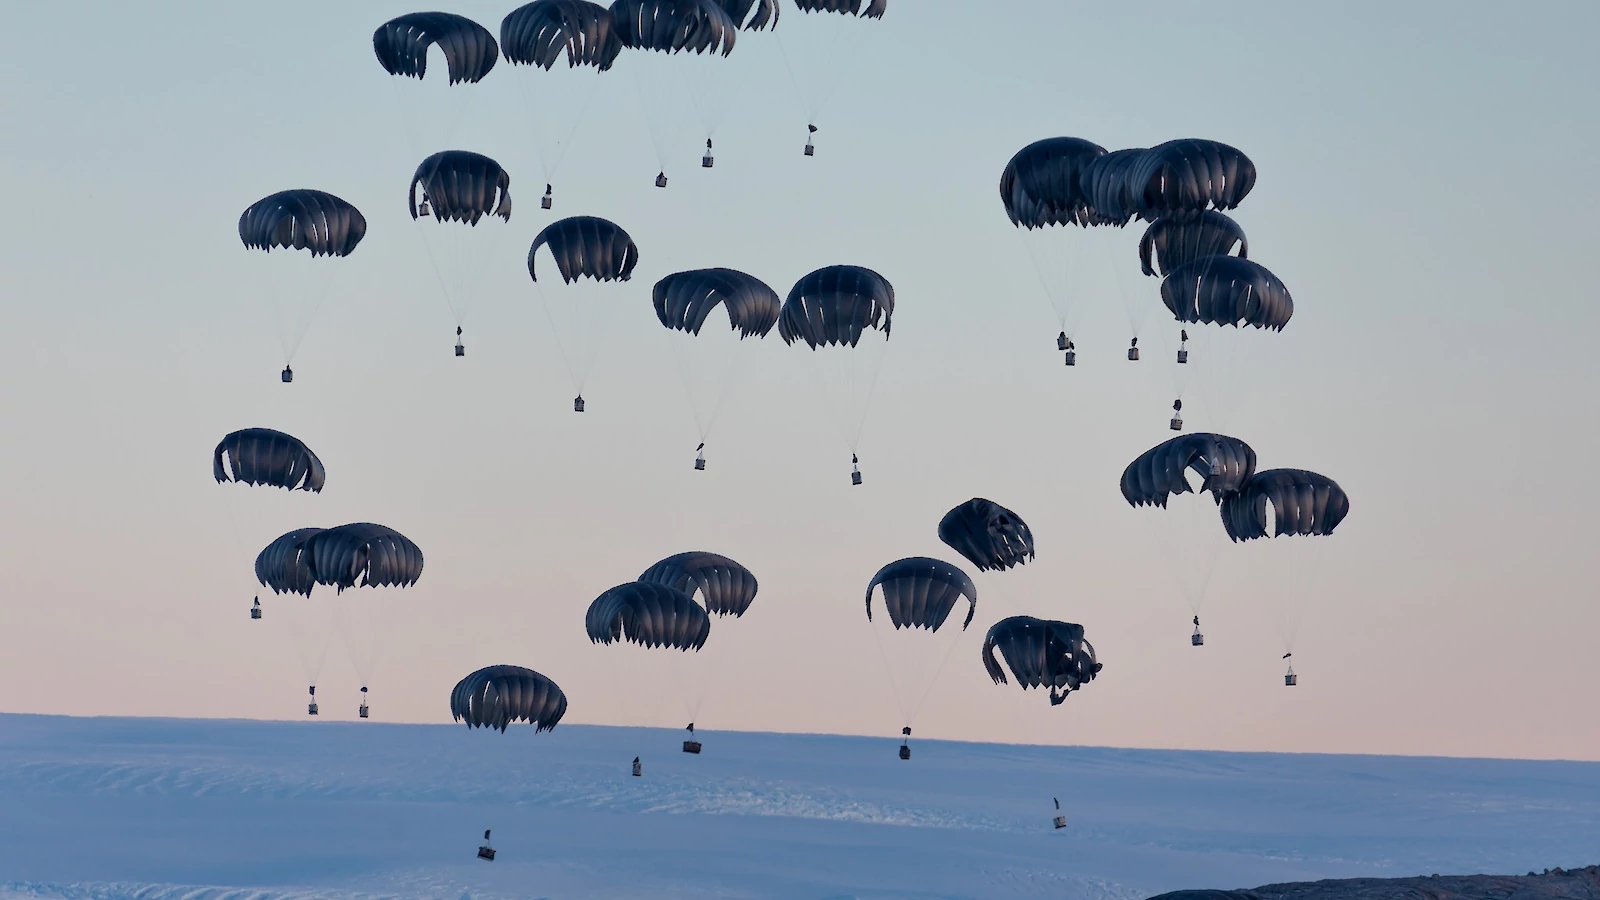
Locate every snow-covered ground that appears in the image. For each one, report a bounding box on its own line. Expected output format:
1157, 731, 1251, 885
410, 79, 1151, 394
1, 714, 1595, 899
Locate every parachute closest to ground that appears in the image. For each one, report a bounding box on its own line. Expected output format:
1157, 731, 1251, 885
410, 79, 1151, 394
1120, 433, 1256, 508
1160, 256, 1292, 331
214, 429, 326, 492
1220, 469, 1350, 542
981, 616, 1101, 706
640, 552, 758, 617
586, 581, 710, 650
938, 499, 1035, 573
374, 12, 500, 84
451, 665, 569, 732
865, 557, 977, 631
501, 1, 623, 70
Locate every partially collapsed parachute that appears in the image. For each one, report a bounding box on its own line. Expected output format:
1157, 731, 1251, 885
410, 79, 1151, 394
528, 216, 638, 283
214, 428, 326, 492
715, 0, 777, 29
778, 265, 895, 348
1161, 256, 1292, 330
410, 151, 513, 224
865, 557, 977, 632
611, 0, 738, 55
1220, 469, 1349, 542
451, 664, 569, 732
981, 616, 1101, 705
938, 499, 1035, 573
239, 190, 366, 258
501, 1, 623, 70
653, 268, 780, 337
1126, 139, 1256, 220
794, 0, 885, 17
1139, 211, 1248, 277
1078, 148, 1147, 227
639, 552, 758, 617
374, 12, 499, 84
1120, 433, 1257, 508
255, 527, 324, 597
999, 137, 1107, 229
586, 581, 710, 650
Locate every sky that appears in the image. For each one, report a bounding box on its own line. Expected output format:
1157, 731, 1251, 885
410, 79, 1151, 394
0, 1, 1597, 761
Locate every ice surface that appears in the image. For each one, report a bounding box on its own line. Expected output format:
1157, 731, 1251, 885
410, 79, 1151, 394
1, 714, 1596, 899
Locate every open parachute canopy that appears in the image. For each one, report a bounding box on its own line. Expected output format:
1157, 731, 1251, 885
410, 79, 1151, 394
501, 1, 624, 70
938, 498, 1036, 573
214, 428, 326, 492
410, 151, 513, 224
639, 552, 759, 617
653, 268, 780, 337
1139, 210, 1248, 277
239, 190, 366, 258
1125, 139, 1256, 221
778, 265, 894, 348
1120, 433, 1257, 508
1161, 255, 1292, 330
715, 0, 777, 29
528, 216, 638, 284
1078, 148, 1147, 227
374, 12, 499, 83
1220, 469, 1350, 542
586, 581, 711, 650
981, 616, 1101, 705
451, 664, 569, 733
865, 557, 977, 632
610, 0, 738, 55
999, 137, 1107, 229
255, 524, 424, 596
794, 0, 885, 18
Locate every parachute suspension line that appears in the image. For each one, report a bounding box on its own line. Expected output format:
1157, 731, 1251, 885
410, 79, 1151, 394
774, 15, 875, 134
1022, 229, 1086, 341
1104, 227, 1151, 341
383, 70, 480, 166
626, 54, 682, 182
408, 216, 466, 328
524, 69, 606, 191
904, 622, 970, 729
867, 616, 912, 729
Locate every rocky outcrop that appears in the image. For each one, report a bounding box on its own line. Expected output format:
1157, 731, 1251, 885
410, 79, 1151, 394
1150, 866, 1600, 900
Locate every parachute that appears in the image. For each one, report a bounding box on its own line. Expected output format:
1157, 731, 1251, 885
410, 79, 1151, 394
1126, 139, 1256, 221
774, 0, 884, 156
981, 616, 1101, 706
779, 265, 893, 349
214, 429, 326, 493
794, 0, 885, 18
654, 268, 780, 338
527, 216, 638, 283
1161, 256, 1292, 331
501, 1, 623, 70
374, 12, 500, 84
865, 557, 977, 632
715, 0, 777, 29
937, 499, 1035, 573
256, 524, 424, 595
1139, 211, 1248, 278
611, 0, 738, 54
1119, 433, 1256, 509
586, 582, 710, 650
410, 151, 513, 225
451, 665, 569, 732
1220, 469, 1350, 542
254, 527, 324, 597
1078, 148, 1147, 228
239, 190, 366, 258
639, 552, 758, 617
999, 137, 1107, 229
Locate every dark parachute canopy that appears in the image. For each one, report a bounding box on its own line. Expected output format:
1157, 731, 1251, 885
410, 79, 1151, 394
1161, 256, 1292, 331
778, 265, 894, 349
999, 137, 1106, 229
794, 0, 886, 17
374, 12, 499, 84
865, 557, 977, 632
239, 190, 366, 258
981, 616, 1101, 705
451, 665, 569, 733
255, 527, 324, 597
715, 0, 777, 29
653, 268, 780, 338
586, 582, 710, 650
1078, 148, 1147, 227
639, 552, 759, 617
528, 216, 638, 284
1126, 139, 1256, 220
938, 499, 1035, 573
501, 1, 623, 70
1139, 210, 1248, 277
214, 428, 326, 492
610, 0, 738, 55
1120, 433, 1257, 508
410, 151, 513, 225
257, 524, 424, 596
1220, 469, 1350, 542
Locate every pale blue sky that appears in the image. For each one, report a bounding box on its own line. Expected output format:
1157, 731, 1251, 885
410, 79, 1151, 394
0, 1, 1596, 759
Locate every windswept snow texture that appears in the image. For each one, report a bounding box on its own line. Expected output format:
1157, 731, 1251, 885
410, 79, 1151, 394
1, 715, 1597, 899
